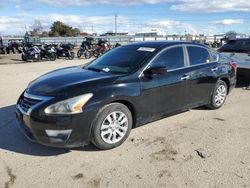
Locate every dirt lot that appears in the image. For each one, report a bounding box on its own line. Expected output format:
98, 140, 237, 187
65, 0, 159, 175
0, 54, 250, 188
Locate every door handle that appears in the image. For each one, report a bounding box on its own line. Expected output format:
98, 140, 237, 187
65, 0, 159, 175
181, 75, 190, 81
211, 67, 218, 72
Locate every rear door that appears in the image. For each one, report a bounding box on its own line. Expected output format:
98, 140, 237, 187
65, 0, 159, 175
185, 45, 218, 106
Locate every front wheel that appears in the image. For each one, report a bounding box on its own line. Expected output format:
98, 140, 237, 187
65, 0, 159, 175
21, 54, 27, 61
207, 80, 228, 109
77, 50, 82, 58
33, 53, 41, 62
91, 103, 132, 150
69, 52, 75, 60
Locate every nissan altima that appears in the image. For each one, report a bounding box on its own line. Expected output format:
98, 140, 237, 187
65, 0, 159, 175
15, 41, 237, 150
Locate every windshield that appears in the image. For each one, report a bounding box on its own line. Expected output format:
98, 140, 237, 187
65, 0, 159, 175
219, 39, 250, 53
84, 46, 155, 74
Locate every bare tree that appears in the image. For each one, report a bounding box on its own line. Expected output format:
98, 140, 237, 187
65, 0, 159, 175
31, 20, 43, 35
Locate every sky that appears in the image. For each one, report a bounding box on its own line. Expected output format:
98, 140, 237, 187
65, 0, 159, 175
0, 0, 250, 36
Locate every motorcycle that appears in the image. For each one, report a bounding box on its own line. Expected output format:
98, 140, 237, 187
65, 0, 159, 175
40, 45, 57, 61
56, 43, 75, 60
93, 41, 111, 58
21, 46, 41, 62
0, 45, 5, 54
77, 44, 92, 59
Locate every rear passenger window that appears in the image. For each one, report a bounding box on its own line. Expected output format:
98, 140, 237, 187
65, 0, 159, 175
187, 46, 211, 66
152, 47, 184, 70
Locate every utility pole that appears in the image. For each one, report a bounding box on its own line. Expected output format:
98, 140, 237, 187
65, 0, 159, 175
115, 13, 118, 35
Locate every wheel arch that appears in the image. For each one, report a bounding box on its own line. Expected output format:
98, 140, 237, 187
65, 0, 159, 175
111, 100, 137, 129
219, 77, 230, 94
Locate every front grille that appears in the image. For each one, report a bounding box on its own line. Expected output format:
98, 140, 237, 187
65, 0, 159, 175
18, 95, 42, 113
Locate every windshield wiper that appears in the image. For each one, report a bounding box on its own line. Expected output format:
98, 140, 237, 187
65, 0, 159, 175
86, 67, 102, 72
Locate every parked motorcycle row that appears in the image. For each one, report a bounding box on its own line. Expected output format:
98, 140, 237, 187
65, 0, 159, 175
0, 39, 25, 54
21, 43, 75, 62
77, 38, 121, 59
0, 36, 121, 62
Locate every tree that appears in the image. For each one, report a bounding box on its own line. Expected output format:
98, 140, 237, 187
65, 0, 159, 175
50, 21, 81, 37
30, 31, 38, 37
41, 31, 49, 37
225, 30, 237, 36
31, 20, 43, 34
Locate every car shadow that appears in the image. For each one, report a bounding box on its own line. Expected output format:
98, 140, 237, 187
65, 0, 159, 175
0, 105, 99, 156
11, 58, 23, 62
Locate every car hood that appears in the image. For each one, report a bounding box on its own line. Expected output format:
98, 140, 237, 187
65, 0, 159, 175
221, 52, 250, 69
27, 66, 120, 96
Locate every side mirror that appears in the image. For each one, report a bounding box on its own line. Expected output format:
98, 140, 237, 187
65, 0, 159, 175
213, 53, 220, 62
143, 66, 167, 76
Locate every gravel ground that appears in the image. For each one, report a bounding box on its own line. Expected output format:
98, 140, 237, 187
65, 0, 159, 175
0, 54, 250, 188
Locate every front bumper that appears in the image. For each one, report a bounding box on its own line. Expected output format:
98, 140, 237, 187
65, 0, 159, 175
15, 105, 96, 148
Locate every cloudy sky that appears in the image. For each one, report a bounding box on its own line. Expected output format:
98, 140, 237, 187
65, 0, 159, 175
0, 0, 250, 35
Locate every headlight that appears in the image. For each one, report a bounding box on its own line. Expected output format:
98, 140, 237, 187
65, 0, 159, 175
44, 93, 93, 114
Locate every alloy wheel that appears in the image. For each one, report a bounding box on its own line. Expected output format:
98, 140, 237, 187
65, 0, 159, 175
100, 111, 128, 144
214, 85, 227, 106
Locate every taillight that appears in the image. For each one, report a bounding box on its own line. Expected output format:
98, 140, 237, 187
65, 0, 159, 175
229, 61, 237, 70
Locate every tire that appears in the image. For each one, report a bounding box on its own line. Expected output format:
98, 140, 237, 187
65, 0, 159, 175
21, 54, 27, 61
93, 50, 99, 58
84, 51, 92, 59
49, 53, 56, 61
69, 52, 74, 60
207, 80, 228, 109
33, 53, 41, 62
91, 103, 133, 150
77, 50, 82, 58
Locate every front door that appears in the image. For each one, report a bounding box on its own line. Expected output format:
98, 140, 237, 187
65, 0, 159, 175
139, 46, 189, 121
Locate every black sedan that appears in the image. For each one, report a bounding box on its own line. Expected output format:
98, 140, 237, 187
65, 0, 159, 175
16, 41, 236, 150
219, 38, 250, 82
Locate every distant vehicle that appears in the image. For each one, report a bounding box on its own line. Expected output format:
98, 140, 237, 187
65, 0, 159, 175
39, 45, 57, 61
6, 39, 24, 54
77, 40, 92, 59
16, 41, 236, 150
56, 43, 75, 60
0, 36, 5, 54
93, 39, 111, 57
218, 39, 250, 82
21, 46, 41, 62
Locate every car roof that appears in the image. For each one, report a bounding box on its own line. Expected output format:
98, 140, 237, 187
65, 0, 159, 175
125, 41, 208, 50
228, 38, 250, 41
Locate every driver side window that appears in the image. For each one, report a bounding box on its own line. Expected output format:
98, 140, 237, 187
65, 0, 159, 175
152, 47, 185, 70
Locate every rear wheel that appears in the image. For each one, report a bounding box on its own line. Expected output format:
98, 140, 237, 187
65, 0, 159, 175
84, 51, 92, 59
49, 53, 56, 61
91, 103, 132, 150
207, 80, 228, 109
93, 50, 99, 57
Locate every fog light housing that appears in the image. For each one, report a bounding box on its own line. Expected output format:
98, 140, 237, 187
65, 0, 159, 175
45, 129, 72, 141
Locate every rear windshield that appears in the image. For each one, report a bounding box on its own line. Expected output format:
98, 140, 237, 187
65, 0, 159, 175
84, 46, 155, 74
219, 39, 250, 53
